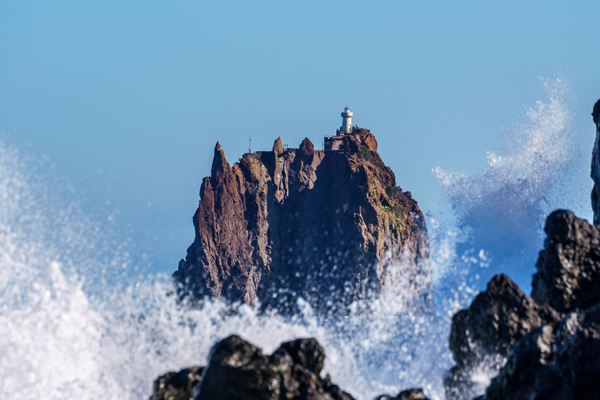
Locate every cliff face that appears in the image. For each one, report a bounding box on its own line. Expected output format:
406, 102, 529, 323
173, 129, 430, 314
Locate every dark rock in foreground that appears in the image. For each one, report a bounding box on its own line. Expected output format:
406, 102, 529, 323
556, 304, 600, 400
532, 209, 600, 313
445, 274, 559, 400
151, 335, 431, 400
447, 209, 600, 400
450, 274, 556, 365
151, 335, 358, 400
375, 388, 429, 400
275, 338, 326, 375
151, 366, 204, 400
197, 335, 348, 400
482, 302, 600, 400
484, 325, 572, 400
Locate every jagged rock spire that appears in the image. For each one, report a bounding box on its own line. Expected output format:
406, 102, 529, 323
211, 141, 231, 183
273, 137, 283, 156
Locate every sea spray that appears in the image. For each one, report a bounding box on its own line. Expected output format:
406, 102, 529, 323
433, 76, 580, 290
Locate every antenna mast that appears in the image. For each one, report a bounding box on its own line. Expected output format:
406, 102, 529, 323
249, 133, 252, 153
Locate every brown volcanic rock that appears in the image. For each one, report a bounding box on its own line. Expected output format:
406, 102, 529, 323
173, 131, 430, 314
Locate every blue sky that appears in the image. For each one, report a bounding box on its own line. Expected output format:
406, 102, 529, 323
1, 1, 599, 273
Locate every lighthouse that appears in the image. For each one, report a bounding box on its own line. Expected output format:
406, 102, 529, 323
325, 106, 355, 150
340, 106, 353, 134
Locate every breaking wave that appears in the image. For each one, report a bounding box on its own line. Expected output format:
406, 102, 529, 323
0, 77, 587, 399
433, 76, 583, 290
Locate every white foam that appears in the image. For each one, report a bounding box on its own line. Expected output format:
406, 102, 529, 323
433, 76, 582, 289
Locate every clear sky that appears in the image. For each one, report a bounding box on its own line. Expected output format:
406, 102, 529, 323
1, 1, 599, 273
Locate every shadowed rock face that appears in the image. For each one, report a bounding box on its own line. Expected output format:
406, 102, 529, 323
150, 335, 430, 400
555, 305, 600, 400
150, 335, 356, 400
532, 210, 600, 313
151, 366, 204, 400
375, 388, 430, 400
450, 275, 555, 367
173, 130, 430, 314
485, 325, 573, 400
447, 209, 600, 400
445, 274, 560, 400
274, 338, 325, 375
481, 304, 600, 400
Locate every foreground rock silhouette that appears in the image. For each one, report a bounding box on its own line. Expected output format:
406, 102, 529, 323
446, 210, 600, 400
444, 274, 560, 400
532, 210, 600, 313
150, 335, 428, 400
375, 389, 429, 400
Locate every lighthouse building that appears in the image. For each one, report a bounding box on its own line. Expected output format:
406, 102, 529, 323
340, 106, 353, 134
325, 106, 354, 151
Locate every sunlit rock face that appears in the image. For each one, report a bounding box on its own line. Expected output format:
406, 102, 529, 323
591, 100, 600, 225
172, 129, 430, 314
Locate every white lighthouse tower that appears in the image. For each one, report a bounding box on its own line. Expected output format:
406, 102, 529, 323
340, 106, 353, 134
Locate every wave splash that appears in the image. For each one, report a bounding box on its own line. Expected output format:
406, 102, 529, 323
433, 76, 580, 290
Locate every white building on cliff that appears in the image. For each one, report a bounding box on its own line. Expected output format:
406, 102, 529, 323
325, 106, 354, 151
340, 106, 353, 134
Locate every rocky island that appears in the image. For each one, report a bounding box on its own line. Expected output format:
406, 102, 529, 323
173, 108, 430, 314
